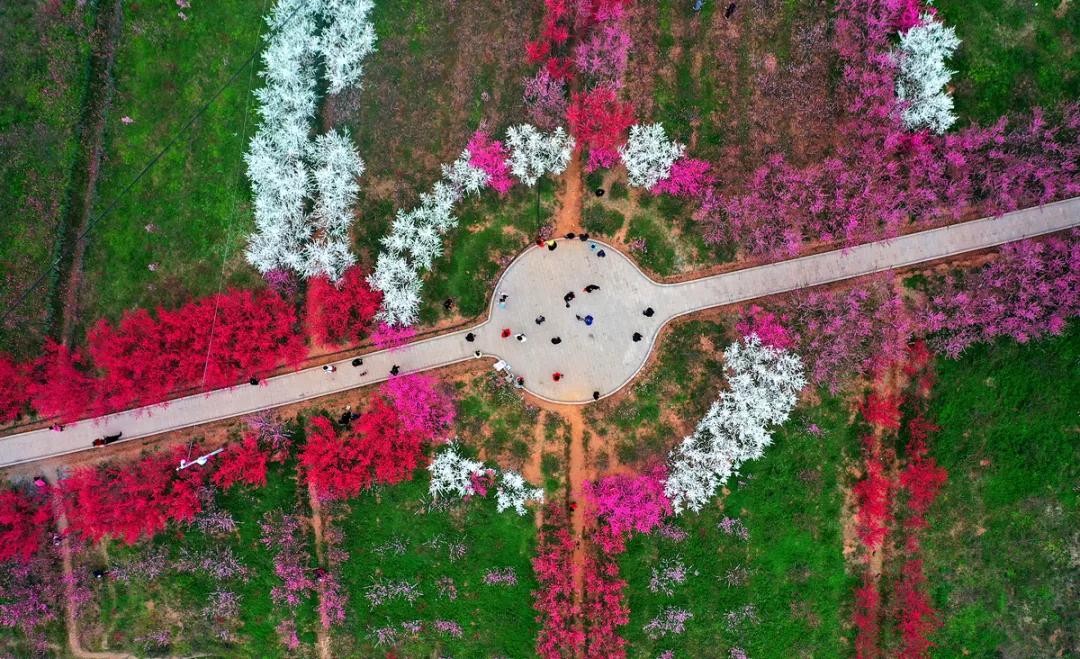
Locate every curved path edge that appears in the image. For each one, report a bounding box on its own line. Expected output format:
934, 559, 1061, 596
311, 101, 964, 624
1, 197, 1077, 467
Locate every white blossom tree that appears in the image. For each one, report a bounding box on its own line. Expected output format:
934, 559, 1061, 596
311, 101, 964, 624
895, 15, 960, 134
495, 470, 544, 516
368, 253, 422, 326
505, 124, 575, 186
619, 123, 685, 188
428, 442, 487, 499
665, 335, 806, 513
318, 0, 377, 94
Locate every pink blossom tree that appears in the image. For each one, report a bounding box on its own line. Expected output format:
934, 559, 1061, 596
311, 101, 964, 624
582, 467, 672, 553
466, 130, 514, 195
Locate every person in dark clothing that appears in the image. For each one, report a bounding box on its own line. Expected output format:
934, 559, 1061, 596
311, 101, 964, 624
592, 391, 600, 400
597, 249, 606, 258
563, 291, 575, 307
632, 332, 643, 342
390, 365, 400, 376
584, 284, 600, 293
595, 188, 604, 197
498, 293, 509, 303
643, 307, 655, 317
339, 409, 353, 426
100, 432, 122, 446
465, 332, 476, 342
546, 240, 558, 251
725, 2, 737, 19
578, 233, 590, 241
564, 232, 576, 239
516, 376, 525, 386
535, 315, 546, 325
249, 377, 259, 386
443, 298, 454, 311
352, 358, 364, 367
551, 337, 562, 345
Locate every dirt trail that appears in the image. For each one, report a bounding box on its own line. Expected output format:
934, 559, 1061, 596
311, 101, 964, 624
55, 0, 124, 346
553, 150, 584, 237
46, 468, 135, 659
306, 481, 331, 659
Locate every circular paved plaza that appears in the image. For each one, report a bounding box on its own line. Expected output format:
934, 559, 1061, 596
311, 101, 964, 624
471, 237, 671, 404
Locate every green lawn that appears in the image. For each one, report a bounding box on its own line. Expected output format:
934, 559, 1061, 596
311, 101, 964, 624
334, 474, 538, 656
618, 394, 854, 657
921, 324, 1080, 656
86, 459, 316, 657
455, 371, 543, 467
0, 1, 93, 357
935, 0, 1080, 126
78, 1, 265, 327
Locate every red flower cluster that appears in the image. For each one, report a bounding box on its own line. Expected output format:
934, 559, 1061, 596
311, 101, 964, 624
0, 488, 51, 563
212, 433, 271, 490
582, 553, 629, 658
59, 446, 206, 545
305, 266, 381, 347
532, 504, 584, 658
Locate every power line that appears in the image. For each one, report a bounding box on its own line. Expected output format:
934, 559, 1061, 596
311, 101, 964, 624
0, 0, 307, 326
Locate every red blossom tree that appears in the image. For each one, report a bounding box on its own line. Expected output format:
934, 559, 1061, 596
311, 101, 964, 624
212, 434, 270, 489
853, 575, 881, 659
854, 443, 893, 551
25, 341, 98, 423
378, 374, 457, 442
582, 553, 629, 658
567, 86, 635, 172
532, 503, 584, 659
0, 489, 51, 563
60, 448, 205, 545
305, 266, 381, 347
860, 392, 903, 431
896, 559, 940, 658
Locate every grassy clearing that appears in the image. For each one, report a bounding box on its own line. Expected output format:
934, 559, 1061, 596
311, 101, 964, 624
618, 394, 854, 657
921, 324, 1080, 656
84, 459, 315, 657
78, 1, 265, 327
585, 321, 732, 468
935, 0, 1079, 126
455, 371, 543, 468
0, 1, 93, 357
333, 474, 538, 657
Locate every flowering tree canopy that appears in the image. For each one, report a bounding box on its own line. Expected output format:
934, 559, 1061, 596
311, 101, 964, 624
428, 441, 487, 499
495, 470, 544, 516
305, 265, 381, 346
619, 123, 685, 188
505, 124, 575, 187
665, 335, 806, 513
0, 489, 51, 564
318, 0, 377, 94
896, 15, 960, 134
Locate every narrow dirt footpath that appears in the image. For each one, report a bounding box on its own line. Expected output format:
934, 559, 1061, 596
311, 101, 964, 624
45, 467, 134, 659
55, 0, 124, 346
553, 150, 584, 237
306, 481, 332, 659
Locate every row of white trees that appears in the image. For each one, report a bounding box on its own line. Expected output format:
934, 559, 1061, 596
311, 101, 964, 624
369, 124, 573, 326
896, 14, 960, 134
428, 441, 544, 516
664, 335, 807, 513
244, 0, 376, 281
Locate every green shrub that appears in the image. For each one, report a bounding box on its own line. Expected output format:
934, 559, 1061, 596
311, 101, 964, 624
627, 214, 677, 275
582, 203, 625, 237
609, 181, 629, 200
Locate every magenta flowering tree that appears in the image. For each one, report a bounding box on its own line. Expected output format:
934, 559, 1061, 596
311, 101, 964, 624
377, 373, 457, 442
466, 130, 514, 195
735, 305, 794, 350
650, 158, 714, 198
922, 231, 1080, 357
582, 466, 673, 553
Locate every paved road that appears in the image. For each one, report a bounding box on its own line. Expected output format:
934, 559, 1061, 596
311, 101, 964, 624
1, 197, 1077, 467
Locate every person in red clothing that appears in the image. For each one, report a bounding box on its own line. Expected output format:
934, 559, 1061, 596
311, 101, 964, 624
501, 328, 511, 338
552, 372, 562, 381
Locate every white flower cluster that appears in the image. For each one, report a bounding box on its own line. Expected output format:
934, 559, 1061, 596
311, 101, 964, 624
896, 14, 960, 134
427, 442, 544, 516
505, 124, 575, 187
619, 123, 685, 188
244, 0, 377, 281
495, 470, 545, 516
665, 335, 807, 514
369, 124, 572, 326
367, 150, 487, 326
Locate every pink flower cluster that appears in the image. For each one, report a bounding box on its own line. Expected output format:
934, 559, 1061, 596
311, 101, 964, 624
466, 130, 514, 195
581, 466, 673, 553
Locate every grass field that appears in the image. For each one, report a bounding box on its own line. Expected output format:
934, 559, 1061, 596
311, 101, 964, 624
77, 1, 266, 328
935, 0, 1080, 126
455, 370, 543, 468
0, 1, 93, 357
83, 459, 315, 657
618, 394, 854, 658
921, 323, 1080, 656
334, 474, 538, 656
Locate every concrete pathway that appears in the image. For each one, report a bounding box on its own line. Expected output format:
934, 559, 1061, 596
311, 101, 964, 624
1, 197, 1076, 467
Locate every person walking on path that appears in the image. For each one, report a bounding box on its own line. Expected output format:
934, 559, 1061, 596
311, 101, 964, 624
578, 233, 590, 241
584, 284, 600, 293
551, 337, 562, 345
552, 372, 563, 381
352, 358, 364, 367
546, 240, 558, 251
249, 377, 260, 386
581, 314, 594, 326
597, 249, 606, 258
564, 232, 576, 239
466, 332, 476, 342
501, 328, 512, 338
535, 315, 546, 325
632, 332, 643, 342
390, 365, 400, 376
643, 307, 655, 317
592, 391, 600, 400
322, 364, 337, 374
564, 291, 575, 307
515, 333, 527, 342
